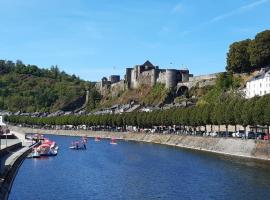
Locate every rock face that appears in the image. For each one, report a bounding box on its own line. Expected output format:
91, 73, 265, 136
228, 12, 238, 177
10, 126, 270, 161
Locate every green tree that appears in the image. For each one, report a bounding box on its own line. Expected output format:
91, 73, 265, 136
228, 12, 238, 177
226, 39, 251, 73
248, 30, 270, 69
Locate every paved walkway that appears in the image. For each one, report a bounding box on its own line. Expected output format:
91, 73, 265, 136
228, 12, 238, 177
0, 139, 21, 150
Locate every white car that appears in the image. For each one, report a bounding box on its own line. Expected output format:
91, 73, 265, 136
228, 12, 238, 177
210, 132, 217, 137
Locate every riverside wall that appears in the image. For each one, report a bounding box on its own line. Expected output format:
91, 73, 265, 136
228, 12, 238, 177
9, 126, 270, 161
0, 144, 36, 200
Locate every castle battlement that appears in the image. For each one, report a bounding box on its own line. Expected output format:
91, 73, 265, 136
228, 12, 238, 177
96, 60, 193, 96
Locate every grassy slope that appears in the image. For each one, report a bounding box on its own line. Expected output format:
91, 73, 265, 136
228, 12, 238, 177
98, 83, 170, 108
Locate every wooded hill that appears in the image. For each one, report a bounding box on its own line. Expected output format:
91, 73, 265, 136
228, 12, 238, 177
0, 60, 98, 112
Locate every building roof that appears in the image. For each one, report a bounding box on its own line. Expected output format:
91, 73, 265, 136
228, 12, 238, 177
247, 68, 270, 82
141, 60, 155, 69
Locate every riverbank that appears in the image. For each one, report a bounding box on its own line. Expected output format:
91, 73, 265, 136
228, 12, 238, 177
9, 125, 270, 161
0, 139, 37, 200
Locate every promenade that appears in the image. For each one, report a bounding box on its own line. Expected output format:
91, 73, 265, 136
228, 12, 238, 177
0, 139, 21, 151
0, 131, 35, 200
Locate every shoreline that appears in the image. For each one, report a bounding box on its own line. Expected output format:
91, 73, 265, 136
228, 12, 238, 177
9, 126, 270, 162
0, 142, 38, 200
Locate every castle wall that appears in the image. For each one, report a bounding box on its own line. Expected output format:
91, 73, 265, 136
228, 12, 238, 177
165, 69, 178, 89
130, 67, 139, 89
109, 75, 120, 84
137, 70, 156, 87
189, 73, 219, 82
96, 61, 198, 97
110, 80, 125, 98
150, 69, 157, 86
156, 70, 166, 85
181, 72, 189, 82
125, 68, 132, 88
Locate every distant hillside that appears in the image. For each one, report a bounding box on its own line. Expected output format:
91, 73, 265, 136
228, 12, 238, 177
0, 59, 97, 112
98, 83, 171, 108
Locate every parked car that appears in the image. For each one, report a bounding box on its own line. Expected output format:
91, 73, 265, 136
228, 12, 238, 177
264, 135, 270, 140
232, 131, 245, 138
210, 132, 217, 137
256, 132, 266, 140
246, 131, 255, 139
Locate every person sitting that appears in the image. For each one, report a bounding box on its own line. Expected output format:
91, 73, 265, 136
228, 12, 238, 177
75, 141, 79, 149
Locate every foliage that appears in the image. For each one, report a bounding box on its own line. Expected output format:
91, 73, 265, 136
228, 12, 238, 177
6, 94, 270, 129
142, 83, 169, 105
226, 39, 251, 73
0, 59, 98, 112
99, 83, 170, 108
248, 30, 270, 69
226, 30, 270, 73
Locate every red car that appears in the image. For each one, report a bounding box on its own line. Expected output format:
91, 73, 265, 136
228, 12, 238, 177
263, 135, 270, 140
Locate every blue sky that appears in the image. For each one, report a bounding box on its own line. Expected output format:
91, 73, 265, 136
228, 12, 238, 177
0, 0, 269, 81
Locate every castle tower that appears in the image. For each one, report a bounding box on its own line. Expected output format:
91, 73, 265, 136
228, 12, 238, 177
125, 68, 132, 88
109, 75, 120, 84
151, 69, 157, 87
165, 69, 177, 89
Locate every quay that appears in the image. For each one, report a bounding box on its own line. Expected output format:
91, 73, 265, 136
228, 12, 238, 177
0, 132, 36, 200
9, 125, 270, 162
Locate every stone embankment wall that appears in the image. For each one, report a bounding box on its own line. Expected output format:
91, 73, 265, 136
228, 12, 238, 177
0, 144, 36, 200
9, 126, 270, 161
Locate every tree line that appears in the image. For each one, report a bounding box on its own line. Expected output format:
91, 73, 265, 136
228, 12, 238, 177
0, 59, 80, 81
226, 29, 270, 73
5, 93, 270, 133
0, 59, 101, 112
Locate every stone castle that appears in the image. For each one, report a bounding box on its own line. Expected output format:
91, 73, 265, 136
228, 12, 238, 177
95, 60, 194, 96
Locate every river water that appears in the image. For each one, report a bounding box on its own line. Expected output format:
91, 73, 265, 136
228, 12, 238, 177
9, 135, 270, 200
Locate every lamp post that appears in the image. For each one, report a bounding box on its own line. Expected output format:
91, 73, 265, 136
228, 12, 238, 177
0, 125, 3, 150
0, 127, 2, 151
5, 128, 8, 148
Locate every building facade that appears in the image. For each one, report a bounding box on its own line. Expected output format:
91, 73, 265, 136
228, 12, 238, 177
125, 60, 191, 89
96, 60, 192, 96
246, 69, 270, 98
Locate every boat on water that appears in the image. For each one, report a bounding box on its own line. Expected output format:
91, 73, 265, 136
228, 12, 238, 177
69, 137, 87, 150
69, 146, 86, 150
95, 137, 101, 142
30, 137, 58, 158
110, 138, 117, 145
43, 138, 59, 150
31, 148, 40, 158
38, 143, 58, 156
37, 138, 58, 156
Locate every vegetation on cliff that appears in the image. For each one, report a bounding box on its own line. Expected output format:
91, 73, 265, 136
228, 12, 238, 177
98, 83, 170, 108
226, 30, 270, 73
0, 60, 98, 112
5, 93, 270, 132
4, 71, 270, 132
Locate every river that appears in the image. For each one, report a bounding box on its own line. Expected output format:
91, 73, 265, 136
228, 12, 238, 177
9, 135, 270, 200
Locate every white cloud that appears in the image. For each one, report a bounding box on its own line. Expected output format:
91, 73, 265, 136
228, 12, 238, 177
172, 3, 184, 13
177, 0, 270, 37
209, 0, 269, 23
